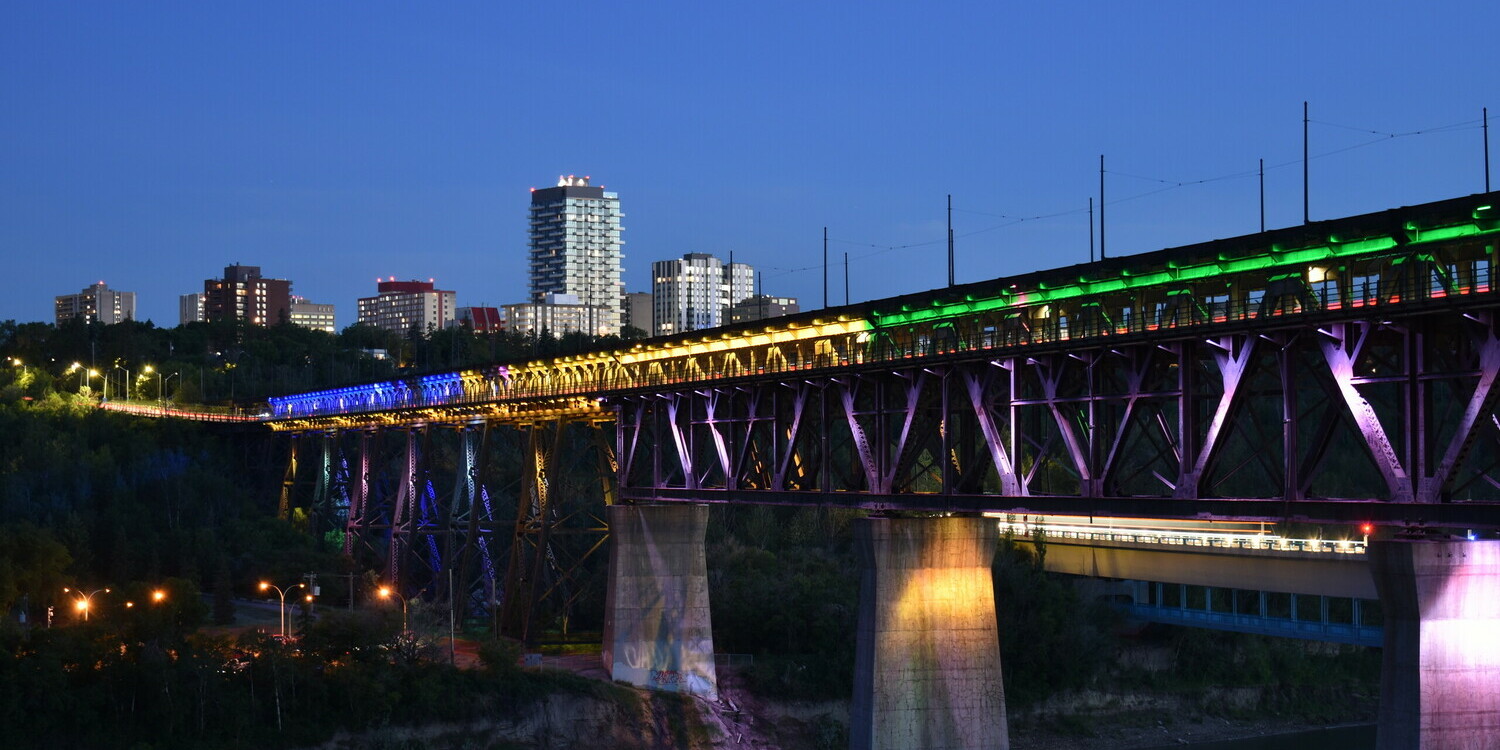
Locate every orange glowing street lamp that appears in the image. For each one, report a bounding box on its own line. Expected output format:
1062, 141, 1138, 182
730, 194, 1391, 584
378, 586, 409, 632
259, 581, 306, 640
62, 587, 110, 622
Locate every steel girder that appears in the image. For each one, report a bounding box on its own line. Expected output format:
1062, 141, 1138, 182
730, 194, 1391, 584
283, 419, 615, 635
615, 308, 1500, 526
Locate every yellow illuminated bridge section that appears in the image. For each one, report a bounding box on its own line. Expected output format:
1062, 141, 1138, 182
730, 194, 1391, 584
265, 197, 1500, 431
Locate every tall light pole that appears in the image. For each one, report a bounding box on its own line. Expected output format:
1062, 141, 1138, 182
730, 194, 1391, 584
68, 362, 97, 394
114, 364, 131, 400
259, 580, 306, 640
378, 586, 409, 633
62, 587, 110, 622
146, 366, 179, 405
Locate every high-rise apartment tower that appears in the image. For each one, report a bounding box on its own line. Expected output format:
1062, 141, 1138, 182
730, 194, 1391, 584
528, 175, 624, 336
203, 264, 292, 326
651, 253, 753, 336
55, 281, 136, 325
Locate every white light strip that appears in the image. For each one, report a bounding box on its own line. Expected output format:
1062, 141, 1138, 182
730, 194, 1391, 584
996, 521, 1366, 555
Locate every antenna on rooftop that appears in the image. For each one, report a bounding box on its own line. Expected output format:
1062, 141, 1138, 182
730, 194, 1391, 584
1485, 106, 1491, 193
1259, 158, 1265, 233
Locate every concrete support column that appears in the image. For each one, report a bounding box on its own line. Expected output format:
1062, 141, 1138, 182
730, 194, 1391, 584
851, 516, 1007, 750
1371, 539, 1500, 749
602, 503, 718, 699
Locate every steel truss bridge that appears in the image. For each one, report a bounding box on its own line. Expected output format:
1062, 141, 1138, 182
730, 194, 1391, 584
260, 192, 1500, 634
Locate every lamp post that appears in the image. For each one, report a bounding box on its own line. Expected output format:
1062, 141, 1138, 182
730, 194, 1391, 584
378, 586, 409, 633
259, 581, 306, 640
162, 371, 179, 405
114, 364, 131, 400
145, 366, 179, 405
62, 586, 110, 622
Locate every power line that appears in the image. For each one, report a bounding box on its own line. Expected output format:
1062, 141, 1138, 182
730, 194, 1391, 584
759, 114, 1486, 281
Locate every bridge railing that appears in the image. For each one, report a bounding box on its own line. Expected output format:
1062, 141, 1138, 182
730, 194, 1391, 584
269, 207, 1500, 423
97, 399, 262, 423
999, 521, 1367, 555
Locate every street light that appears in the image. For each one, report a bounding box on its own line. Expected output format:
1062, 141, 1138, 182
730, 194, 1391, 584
125, 590, 167, 609
143, 365, 179, 405
162, 372, 179, 405
113, 364, 131, 400
62, 587, 110, 622
259, 581, 306, 640
378, 586, 409, 633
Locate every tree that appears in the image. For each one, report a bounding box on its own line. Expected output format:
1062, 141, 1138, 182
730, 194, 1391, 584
213, 555, 236, 625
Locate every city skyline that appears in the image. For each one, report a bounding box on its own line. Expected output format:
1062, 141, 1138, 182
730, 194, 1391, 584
4, 2, 1497, 326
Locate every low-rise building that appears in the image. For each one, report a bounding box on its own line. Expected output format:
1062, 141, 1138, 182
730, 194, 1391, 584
289, 296, 337, 333
357, 278, 456, 335
621, 291, 653, 335
728, 294, 801, 325
503, 293, 606, 336
456, 306, 504, 333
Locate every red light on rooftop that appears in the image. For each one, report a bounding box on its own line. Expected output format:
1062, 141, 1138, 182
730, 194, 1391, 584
1360, 523, 1374, 535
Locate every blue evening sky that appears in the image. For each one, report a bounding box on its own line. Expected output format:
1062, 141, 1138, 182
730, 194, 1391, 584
3, 1, 1496, 326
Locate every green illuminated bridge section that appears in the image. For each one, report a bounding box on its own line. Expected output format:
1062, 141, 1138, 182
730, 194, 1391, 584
266, 193, 1500, 431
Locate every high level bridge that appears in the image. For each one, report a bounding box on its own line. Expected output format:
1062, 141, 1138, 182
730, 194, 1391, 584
259, 192, 1500, 749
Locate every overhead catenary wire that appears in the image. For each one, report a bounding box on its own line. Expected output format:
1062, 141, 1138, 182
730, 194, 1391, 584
757, 114, 1487, 281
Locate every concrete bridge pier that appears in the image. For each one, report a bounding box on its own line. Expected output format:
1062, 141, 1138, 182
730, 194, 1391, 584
1371, 539, 1500, 749
602, 503, 718, 700
851, 516, 1007, 750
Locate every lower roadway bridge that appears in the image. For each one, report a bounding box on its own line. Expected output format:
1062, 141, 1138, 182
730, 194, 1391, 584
1002, 516, 1384, 646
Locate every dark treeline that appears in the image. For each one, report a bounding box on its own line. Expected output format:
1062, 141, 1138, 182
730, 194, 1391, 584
0, 317, 646, 406
0, 606, 631, 749
0, 361, 644, 749
0, 379, 319, 627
